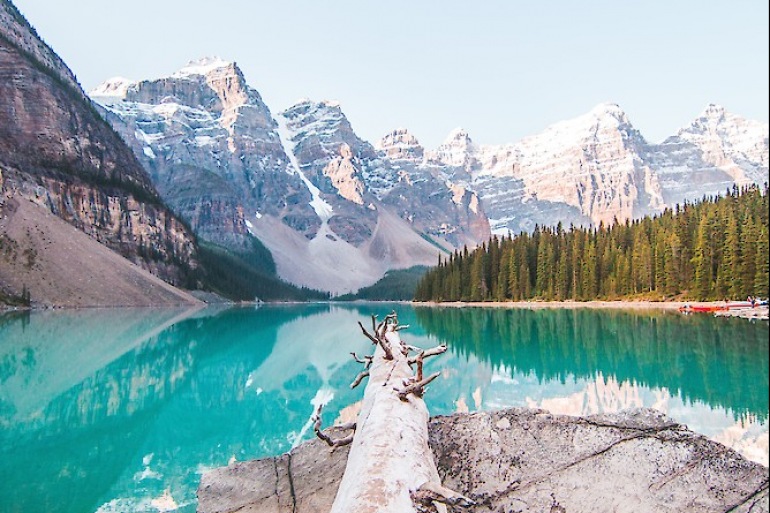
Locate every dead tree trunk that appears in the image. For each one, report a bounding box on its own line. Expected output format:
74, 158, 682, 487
314, 313, 472, 513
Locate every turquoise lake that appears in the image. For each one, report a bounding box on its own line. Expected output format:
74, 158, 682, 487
0, 304, 767, 512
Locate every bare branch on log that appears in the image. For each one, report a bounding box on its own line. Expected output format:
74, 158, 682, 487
379, 339, 394, 360
376, 312, 398, 338
402, 344, 420, 354
394, 324, 410, 331
395, 371, 441, 401
408, 344, 447, 365
357, 320, 394, 360
350, 352, 373, 369
412, 482, 476, 511
313, 406, 355, 449
350, 369, 370, 389
358, 321, 379, 345
413, 351, 426, 382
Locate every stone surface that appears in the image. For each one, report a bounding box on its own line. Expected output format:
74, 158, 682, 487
197, 408, 769, 513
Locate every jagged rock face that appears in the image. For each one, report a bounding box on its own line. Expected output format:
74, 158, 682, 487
426, 127, 479, 171
476, 104, 666, 229
426, 103, 767, 235
377, 128, 424, 161
94, 58, 317, 249
0, 3, 198, 286
650, 104, 770, 207
0, 1, 82, 96
372, 128, 490, 246
279, 100, 377, 245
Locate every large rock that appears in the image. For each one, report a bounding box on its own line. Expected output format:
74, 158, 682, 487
197, 408, 768, 513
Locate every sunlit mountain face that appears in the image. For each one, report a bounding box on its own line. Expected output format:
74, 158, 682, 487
0, 305, 766, 512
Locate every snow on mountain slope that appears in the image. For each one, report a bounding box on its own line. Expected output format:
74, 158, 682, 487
423, 102, 766, 235
89, 76, 135, 102
649, 104, 769, 207
275, 114, 334, 221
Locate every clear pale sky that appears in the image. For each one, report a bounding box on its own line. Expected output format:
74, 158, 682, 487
12, 0, 770, 149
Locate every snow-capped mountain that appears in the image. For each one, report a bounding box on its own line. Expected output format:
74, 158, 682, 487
422, 102, 767, 234
90, 57, 768, 292
91, 58, 488, 293
648, 103, 769, 208
92, 57, 315, 252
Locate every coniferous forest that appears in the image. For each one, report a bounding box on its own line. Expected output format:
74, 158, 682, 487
414, 184, 769, 302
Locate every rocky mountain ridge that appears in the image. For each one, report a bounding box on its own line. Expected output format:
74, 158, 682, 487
424, 102, 768, 234
91, 57, 768, 293
0, 0, 200, 303
92, 58, 489, 293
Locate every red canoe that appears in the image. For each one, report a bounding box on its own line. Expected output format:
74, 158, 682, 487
679, 302, 753, 312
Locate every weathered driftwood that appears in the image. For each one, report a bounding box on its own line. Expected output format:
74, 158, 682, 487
315, 312, 469, 513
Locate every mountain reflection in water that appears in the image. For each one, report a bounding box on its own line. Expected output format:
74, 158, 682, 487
0, 304, 766, 513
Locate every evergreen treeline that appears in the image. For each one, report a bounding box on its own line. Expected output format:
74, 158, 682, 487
415, 184, 769, 302
335, 266, 429, 301
199, 239, 329, 301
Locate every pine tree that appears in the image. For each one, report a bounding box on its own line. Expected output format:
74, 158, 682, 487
692, 213, 712, 300
719, 210, 741, 298
754, 224, 769, 297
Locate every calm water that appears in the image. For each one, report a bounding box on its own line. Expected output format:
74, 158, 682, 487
0, 304, 767, 513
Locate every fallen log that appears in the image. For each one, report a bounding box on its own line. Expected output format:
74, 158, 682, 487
315, 312, 470, 513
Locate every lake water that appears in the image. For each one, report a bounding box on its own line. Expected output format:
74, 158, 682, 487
0, 304, 767, 513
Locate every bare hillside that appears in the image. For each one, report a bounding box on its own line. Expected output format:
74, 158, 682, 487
0, 194, 202, 308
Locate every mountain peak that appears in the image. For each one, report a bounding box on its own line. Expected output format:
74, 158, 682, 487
285, 98, 343, 113
445, 127, 472, 144
376, 128, 424, 160
89, 76, 136, 99
699, 103, 726, 120
171, 56, 234, 78
589, 102, 629, 123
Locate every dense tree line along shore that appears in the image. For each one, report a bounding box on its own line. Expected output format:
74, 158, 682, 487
415, 184, 769, 302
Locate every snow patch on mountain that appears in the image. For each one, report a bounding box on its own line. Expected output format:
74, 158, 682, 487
276, 114, 333, 222
172, 56, 232, 78
89, 77, 135, 101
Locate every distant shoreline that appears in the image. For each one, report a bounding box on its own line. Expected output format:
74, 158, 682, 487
417, 300, 692, 309
413, 300, 769, 318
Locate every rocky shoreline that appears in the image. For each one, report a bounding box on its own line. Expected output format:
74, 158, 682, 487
197, 407, 769, 513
